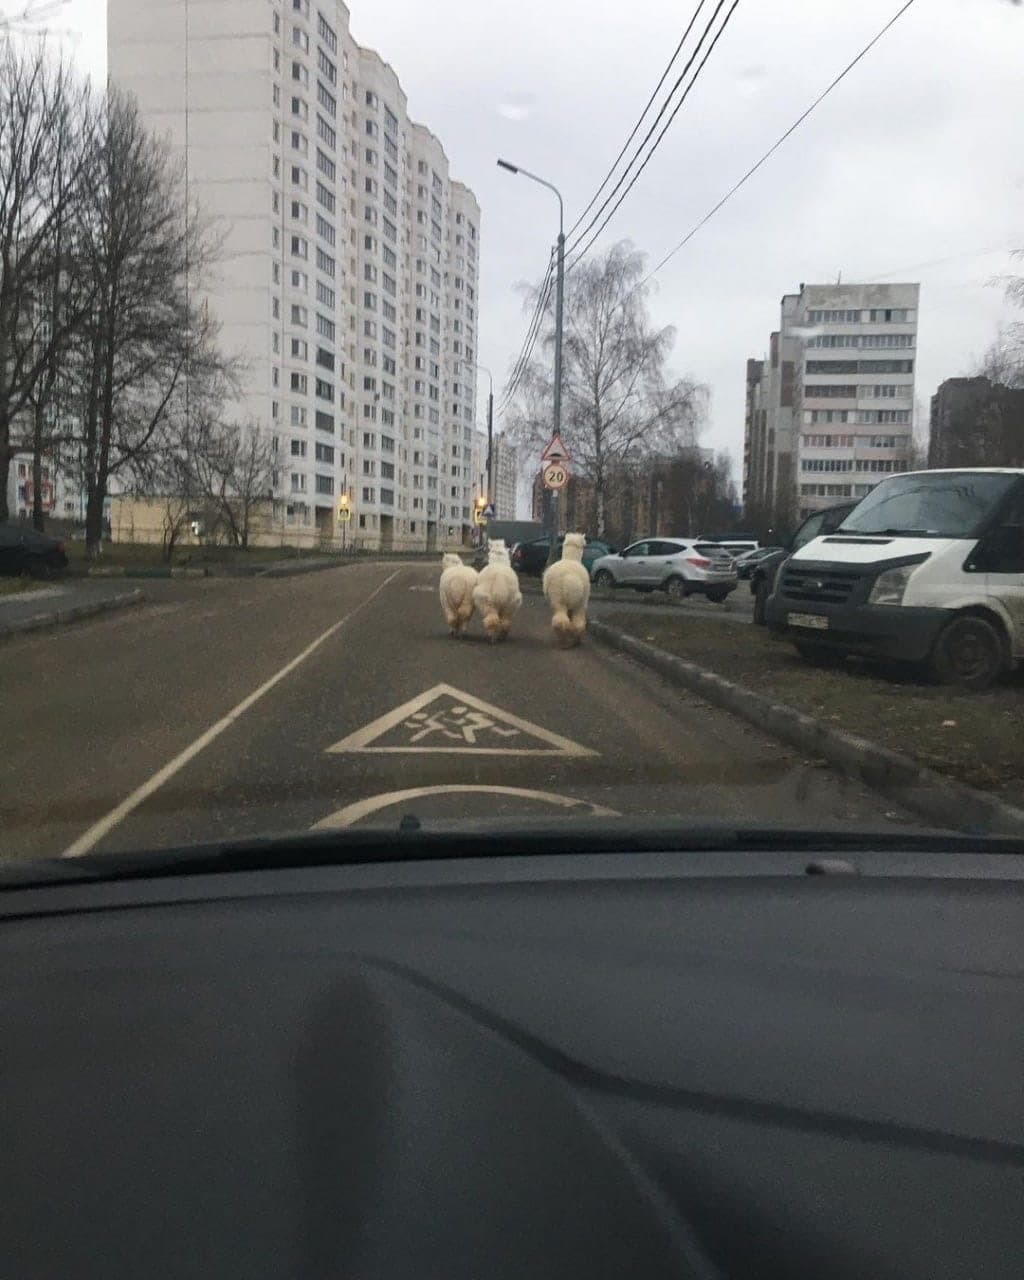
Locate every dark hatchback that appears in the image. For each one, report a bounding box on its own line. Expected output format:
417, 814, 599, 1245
511, 535, 616, 576
750, 503, 856, 624
0, 524, 69, 578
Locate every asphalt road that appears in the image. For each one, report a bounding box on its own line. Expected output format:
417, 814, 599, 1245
0, 562, 914, 862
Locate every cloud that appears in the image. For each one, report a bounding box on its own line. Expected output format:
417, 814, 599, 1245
496, 95, 535, 122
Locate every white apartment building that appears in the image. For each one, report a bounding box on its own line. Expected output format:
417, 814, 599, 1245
745, 282, 919, 524
108, 0, 481, 551
491, 433, 519, 521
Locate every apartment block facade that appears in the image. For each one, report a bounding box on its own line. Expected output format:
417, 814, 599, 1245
491, 433, 519, 521
929, 376, 1024, 469
744, 283, 919, 525
108, 0, 482, 551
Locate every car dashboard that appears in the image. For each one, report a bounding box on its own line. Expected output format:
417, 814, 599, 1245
1, 840, 1022, 1279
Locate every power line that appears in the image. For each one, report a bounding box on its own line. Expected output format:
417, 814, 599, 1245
640, 0, 918, 289
500, 274, 552, 413
499, 254, 554, 411
566, 0, 740, 274
564, 0, 734, 265
502, 257, 553, 403
566, 0, 712, 241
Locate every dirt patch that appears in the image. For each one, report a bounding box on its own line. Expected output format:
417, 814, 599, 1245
0, 578, 34, 597
606, 612, 1024, 802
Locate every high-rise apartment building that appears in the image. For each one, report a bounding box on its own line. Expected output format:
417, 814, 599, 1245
108, 0, 481, 551
744, 283, 919, 524
491, 434, 519, 521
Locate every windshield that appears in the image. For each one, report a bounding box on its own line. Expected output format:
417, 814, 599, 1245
2, 1, 1024, 876
838, 473, 1020, 539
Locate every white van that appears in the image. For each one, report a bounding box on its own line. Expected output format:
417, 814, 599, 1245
767, 468, 1024, 688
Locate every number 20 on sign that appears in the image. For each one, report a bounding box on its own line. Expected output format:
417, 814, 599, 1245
543, 462, 568, 490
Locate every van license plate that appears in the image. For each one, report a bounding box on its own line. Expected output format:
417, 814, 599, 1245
789, 612, 828, 630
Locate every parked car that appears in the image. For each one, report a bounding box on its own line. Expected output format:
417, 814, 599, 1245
510, 535, 616, 576
694, 534, 760, 557
750, 504, 856, 625
0, 524, 69, 578
590, 537, 737, 602
766, 468, 1024, 689
733, 545, 784, 580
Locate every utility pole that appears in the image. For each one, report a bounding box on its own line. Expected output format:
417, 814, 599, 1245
497, 159, 565, 566
486, 381, 494, 508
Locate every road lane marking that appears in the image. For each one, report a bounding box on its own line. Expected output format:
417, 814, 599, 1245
62, 569, 403, 858
326, 683, 597, 757
314, 786, 619, 829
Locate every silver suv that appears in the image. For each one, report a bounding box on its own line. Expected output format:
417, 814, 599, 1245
590, 538, 738, 602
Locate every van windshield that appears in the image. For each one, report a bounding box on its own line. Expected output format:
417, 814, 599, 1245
838, 472, 1019, 539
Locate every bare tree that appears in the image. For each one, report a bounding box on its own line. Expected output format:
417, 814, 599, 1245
193, 418, 277, 550
0, 37, 94, 521
71, 88, 230, 556
509, 241, 706, 537
0, 1, 69, 33
976, 324, 1024, 389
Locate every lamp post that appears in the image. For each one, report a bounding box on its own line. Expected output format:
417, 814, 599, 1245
497, 160, 566, 564
466, 361, 494, 510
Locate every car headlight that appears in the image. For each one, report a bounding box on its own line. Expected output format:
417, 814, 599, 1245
868, 564, 916, 606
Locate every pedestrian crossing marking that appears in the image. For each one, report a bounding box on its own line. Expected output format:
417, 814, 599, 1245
326, 683, 597, 757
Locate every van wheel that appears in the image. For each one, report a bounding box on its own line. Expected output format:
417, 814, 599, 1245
665, 576, 688, 602
930, 615, 1006, 690
593, 570, 615, 590
705, 587, 730, 604
752, 577, 768, 626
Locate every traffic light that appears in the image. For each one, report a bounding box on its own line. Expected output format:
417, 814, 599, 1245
473, 494, 488, 526
337, 493, 351, 522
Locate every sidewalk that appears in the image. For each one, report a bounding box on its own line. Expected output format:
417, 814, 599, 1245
0, 580, 143, 639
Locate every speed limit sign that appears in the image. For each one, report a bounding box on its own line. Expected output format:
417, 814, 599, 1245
543, 461, 568, 490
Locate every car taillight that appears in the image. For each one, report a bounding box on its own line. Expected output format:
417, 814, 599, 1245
686, 556, 711, 569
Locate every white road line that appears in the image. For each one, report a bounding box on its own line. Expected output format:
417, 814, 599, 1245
62, 569, 403, 858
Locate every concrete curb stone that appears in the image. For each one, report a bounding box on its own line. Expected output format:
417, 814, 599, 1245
588, 618, 1024, 837
0, 589, 144, 640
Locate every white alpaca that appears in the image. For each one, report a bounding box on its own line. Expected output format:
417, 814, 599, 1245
438, 553, 478, 637
543, 532, 591, 647
472, 539, 522, 643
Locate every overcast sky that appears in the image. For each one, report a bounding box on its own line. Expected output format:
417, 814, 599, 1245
37, 0, 1024, 479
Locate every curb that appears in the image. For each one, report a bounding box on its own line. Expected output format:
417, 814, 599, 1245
0, 589, 144, 640
256, 558, 352, 579
588, 618, 1024, 837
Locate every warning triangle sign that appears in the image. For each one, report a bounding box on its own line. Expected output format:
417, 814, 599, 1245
541, 433, 571, 464
327, 683, 596, 757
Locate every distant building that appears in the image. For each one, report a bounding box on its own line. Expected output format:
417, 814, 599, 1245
491, 434, 518, 520
929, 376, 1024, 468
744, 282, 919, 524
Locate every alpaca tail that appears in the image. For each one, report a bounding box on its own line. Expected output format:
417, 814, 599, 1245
482, 608, 502, 642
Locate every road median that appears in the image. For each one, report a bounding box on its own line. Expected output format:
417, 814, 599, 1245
589, 612, 1024, 836
0, 588, 144, 640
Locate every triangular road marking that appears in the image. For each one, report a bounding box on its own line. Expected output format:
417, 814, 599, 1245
327, 683, 597, 757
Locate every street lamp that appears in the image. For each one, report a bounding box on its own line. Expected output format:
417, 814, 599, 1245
498, 159, 566, 563
465, 361, 494, 508
496, 160, 565, 444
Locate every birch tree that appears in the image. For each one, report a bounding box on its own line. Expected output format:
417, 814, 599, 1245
508, 241, 705, 537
